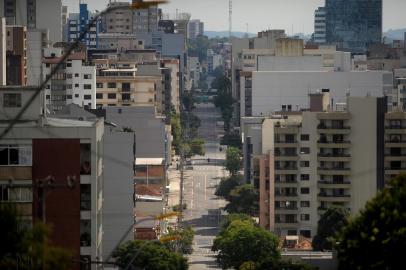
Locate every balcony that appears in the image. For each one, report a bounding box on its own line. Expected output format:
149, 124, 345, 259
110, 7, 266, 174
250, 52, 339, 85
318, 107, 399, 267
274, 140, 299, 148
275, 166, 298, 174
317, 153, 351, 162
275, 192, 298, 198
119, 88, 134, 92
317, 112, 351, 120
317, 167, 351, 176
317, 140, 351, 148
385, 126, 406, 134
317, 193, 351, 202
318, 180, 351, 188
275, 206, 299, 213
317, 124, 351, 135
384, 167, 406, 175
0, 166, 32, 180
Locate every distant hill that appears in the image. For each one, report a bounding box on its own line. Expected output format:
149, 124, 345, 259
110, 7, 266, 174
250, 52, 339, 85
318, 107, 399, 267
383, 28, 406, 40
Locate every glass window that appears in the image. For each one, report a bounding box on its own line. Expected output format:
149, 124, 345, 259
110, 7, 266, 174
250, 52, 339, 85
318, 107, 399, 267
0, 145, 32, 166
107, 82, 117, 88
84, 84, 92, 90
96, 93, 103, 99
300, 147, 310, 154
300, 174, 309, 181
300, 201, 310, 207
300, 188, 310, 194
300, 161, 310, 167
108, 93, 116, 99
301, 134, 309, 141
96, 82, 103, 88
84, 74, 92, 79
300, 214, 310, 221
84, 95, 92, 100
3, 93, 22, 108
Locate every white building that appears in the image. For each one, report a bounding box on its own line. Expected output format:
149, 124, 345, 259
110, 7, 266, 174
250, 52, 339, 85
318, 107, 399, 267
188, 19, 204, 39
247, 70, 393, 117
314, 7, 326, 44
0, 0, 62, 43
43, 48, 96, 111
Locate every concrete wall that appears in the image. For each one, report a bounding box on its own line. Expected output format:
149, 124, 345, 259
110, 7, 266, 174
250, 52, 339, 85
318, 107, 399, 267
103, 128, 135, 259
37, 0, 62, 43
27, 29, 47, 86
257, 55, 324, 71
0, 18, 5, 85
105, 106, 168, 160
251, 71, 392, 116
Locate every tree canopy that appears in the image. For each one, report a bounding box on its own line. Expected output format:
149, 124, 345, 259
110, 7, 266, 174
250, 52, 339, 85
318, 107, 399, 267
212, 219, 280, 269
164, 226, 194, 255
113, 240, 188, 270
225, 147, 242, 176
0, 205, 73, 270
225, 184, 259, 216
312, 207, 349, 251
215, 175, 241, 200
336, 175, 406, 270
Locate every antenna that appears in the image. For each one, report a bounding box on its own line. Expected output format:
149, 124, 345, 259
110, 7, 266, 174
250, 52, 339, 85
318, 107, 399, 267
229, 0, 232, 39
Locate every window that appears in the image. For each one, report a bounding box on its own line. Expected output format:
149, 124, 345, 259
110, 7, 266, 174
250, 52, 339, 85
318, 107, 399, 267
84, 95, 92, 100
122, 93, 131, 101
300, 188, 310, 194
80, 184, 91, 211
0, 145, 32, 166
75, 94, 79, 98
300, 230, 311, 238
300, 214, 310, 221
0, 186, 32, 202
75, 84, 79, 88
3, 93, 22, 108
96, 82, 103, 88
75, 73, 79, 77
66, 63, 72, 67
67, 95, 72, 99
300, 161, 310, 167
84, 74, 92, 79
300, 147, 310, 154
46, 95, 50, 100
96, 93, 103, 99
84, 84, 92, 90
66, 73, 73, 79
300, 201, 310, 207
107, 82, 117, 88
301, 134, 309, 141
66, 84, 72, 89
108, 93, 116, 99
300, 174, 309, 181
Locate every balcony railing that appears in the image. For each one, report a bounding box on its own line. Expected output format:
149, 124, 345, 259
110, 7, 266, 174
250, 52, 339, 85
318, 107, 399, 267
275, 166, 298, 170
318, 193, 351, 198
318, 180, 351, 185
385, 167, 406, 170
119, 88, 134, 92
275, 206, 298, 210
317, 140, 351, 144
275, 180, 298, 184
275, 192, 298, 197
318, 167, 350, 171
317, 125, 351, 130
318, 153, 351, 157
275, 153, 298, 157
275, 140, 298, 143
275, 220, 298, 224
385, 126, 406, 129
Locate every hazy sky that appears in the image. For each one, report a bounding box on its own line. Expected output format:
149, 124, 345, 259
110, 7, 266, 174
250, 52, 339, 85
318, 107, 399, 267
62, 0, 406, 34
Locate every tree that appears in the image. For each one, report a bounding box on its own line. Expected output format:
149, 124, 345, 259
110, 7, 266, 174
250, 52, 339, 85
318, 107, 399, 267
221, 132, 242, 148
0, 205, 73, 270
312, 207, 349, 251
220, 213, 257, 231
215, 175, 241, 200
225, 147, 242, 176
190, 138, 205, 156
113, 240, 188, 270
164, 226, 195, 255
225, 184, 259, 216
171, 113, 182, 155
212, 220, 280, 269
336, 175, 406, 270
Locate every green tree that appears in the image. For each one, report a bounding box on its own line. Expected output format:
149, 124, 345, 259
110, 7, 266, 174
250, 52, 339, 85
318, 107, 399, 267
220, 213, 257, 231
225, 147, 242, 176
225, 184, 259, 216
336, 175, 406, 270
171, 113, 182, 155
113, 240, 188, 270
215, 175, 241, 200
312, 207, 349, 251
212, 220, 280, 269
164, 226, 195, 255
190, 138, 205, 156
0, 205, 73, 270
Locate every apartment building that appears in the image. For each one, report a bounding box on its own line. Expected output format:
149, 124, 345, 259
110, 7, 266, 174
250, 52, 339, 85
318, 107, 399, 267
68, 3, 101, 49
132, 4, 160, 33
0, 86, 105, 269
42, 48, 96, 111
162, 58, 180, 113
0, 0, 62, 43
5, 25, 27, 86
102, 1, 133, 34
98, 33, 144, 50
249, 92, 388, 238
314, 7, 326, 44
95, 63, 162, 112
188, 19, 204, 39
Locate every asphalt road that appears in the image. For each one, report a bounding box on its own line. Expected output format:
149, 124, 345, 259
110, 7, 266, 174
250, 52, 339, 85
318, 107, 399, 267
184, 103, 228, 270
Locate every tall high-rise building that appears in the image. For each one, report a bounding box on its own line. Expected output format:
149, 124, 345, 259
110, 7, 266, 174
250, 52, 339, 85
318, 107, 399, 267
188, 19, 204, 39
68, 3, 101, 49
0, 0, 62, 43
132, 3, 161, 33
314, 7, 326, 44
325, 0, 382, 53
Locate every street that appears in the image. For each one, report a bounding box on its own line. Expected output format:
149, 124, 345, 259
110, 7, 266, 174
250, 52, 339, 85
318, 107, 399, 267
184, 103, 228, 269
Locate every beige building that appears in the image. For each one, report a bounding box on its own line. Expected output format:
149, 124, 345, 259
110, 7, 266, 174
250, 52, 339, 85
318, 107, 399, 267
251, 92, 388, 238
96, 65, 162, 112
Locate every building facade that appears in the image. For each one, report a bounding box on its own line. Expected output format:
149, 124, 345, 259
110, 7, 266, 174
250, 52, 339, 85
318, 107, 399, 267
0, 86, 105, 269
0, 0, 62, 43
188, 19, 204, 39
6, 25, 27, 86
249, 93, 388, 238
68, 3, 101, 49
43, 49, 97, 111
325, 0, 382, 53
314, 7, 326, 44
